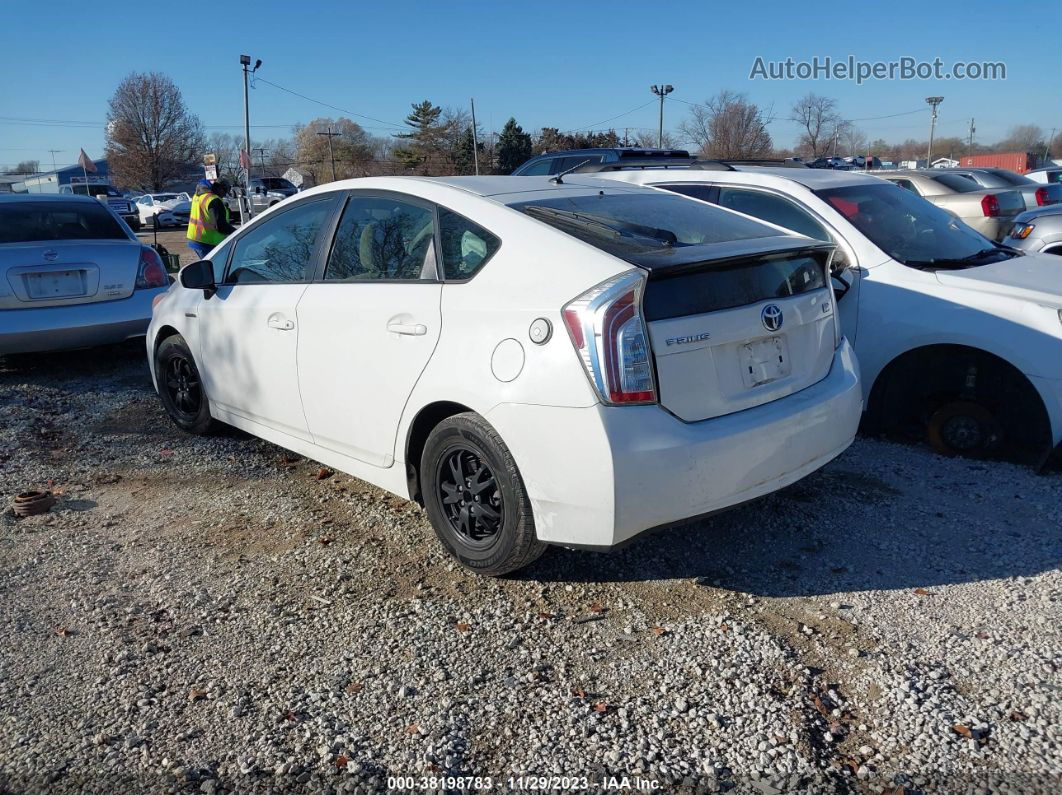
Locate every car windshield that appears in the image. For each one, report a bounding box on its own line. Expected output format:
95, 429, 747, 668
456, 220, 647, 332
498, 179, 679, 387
0, 201, 128, 243
815, 183, 1017, 269
154, 194, 179, 202
261, 178, 295, 190
512, 191, 778, 262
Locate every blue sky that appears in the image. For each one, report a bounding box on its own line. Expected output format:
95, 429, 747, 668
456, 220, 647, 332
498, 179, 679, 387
1, 0, 1057, 170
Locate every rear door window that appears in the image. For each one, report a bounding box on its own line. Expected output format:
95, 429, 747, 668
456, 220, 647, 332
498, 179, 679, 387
0, 201, 128, 243
323, 195, 436, 281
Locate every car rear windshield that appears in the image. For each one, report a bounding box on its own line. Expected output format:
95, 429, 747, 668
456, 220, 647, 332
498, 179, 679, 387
642, 252, 828, 321
986, 170, 1032, 186
930, 173, 982, 192
0, 201, 128, 244
512, 192, 778, 263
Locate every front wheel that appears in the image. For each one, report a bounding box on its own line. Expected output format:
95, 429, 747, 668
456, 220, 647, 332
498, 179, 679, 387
155, 334, 216, 434
421, 413, 545, 576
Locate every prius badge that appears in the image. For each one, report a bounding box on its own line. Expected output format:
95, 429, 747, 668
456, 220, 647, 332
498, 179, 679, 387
761, 304, 783, 332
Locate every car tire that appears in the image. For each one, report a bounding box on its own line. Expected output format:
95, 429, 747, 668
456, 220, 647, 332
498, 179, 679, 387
128, 217, 141, 232
421, 412, 546, 576
155, 335, 216, 435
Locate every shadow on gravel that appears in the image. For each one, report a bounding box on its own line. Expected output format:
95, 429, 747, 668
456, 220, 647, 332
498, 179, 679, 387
518, 458, 1062, 597
0, 340, 151, 390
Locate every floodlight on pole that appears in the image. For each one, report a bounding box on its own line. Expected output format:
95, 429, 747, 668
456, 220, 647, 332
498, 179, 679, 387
925, 96, 944, 168
650, 84, 674, 148
240, 54, 262, 221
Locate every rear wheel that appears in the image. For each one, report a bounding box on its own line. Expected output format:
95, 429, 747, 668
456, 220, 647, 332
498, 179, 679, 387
421, 413, 545, 576
155, 335, 216, 434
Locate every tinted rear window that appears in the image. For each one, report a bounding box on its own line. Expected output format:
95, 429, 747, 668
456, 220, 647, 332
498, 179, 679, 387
0, 201, 128, 244
930, 173, 982, 192
643, 253, 827, 321
512, 192, 777, 264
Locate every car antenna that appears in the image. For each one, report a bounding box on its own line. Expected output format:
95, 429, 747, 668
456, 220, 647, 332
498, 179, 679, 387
550, 159, 592, 184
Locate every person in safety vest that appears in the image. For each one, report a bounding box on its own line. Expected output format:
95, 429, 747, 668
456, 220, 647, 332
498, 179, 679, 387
186, 178, 235, 261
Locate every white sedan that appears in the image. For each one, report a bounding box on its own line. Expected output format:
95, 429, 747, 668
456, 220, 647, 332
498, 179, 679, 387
136, 192, 191, 228
147, 176, 861, 575
596, 166, 1062, 462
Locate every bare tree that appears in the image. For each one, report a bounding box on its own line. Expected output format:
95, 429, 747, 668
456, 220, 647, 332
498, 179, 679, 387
14, 160, 40, 174
294, 117, 375, 184
840, 125, 867, 158
631, 129, 680, 148
680, 91, 773, 159
790, 93, 845, 158
105, 72, 204, 190
996, 124, 1045, 153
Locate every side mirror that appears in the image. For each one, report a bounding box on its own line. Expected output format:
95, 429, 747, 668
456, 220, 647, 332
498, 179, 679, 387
180, 259, 217, 298
829, 250, 852, 300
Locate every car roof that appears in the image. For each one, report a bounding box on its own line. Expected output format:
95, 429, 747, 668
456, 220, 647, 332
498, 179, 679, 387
605, 166, 881, 190
292, 175, 653, 205
0, 193, 103, 203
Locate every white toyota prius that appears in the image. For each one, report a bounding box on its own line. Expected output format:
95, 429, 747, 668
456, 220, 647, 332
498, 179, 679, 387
147, 176, 861, 575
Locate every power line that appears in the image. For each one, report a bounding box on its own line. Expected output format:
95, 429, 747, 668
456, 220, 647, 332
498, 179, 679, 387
252, 76, 405, 129
569, 100, 657, 132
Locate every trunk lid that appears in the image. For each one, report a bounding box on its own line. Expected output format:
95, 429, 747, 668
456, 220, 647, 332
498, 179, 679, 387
0, 240, 142, 309
641, 241, 837, 422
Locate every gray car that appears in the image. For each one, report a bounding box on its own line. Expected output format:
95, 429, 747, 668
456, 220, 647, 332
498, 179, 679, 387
1001, 203, 1062, 256
0, 194, 171, 355
937, 167, 1062, 211
874, 170, 1024, 240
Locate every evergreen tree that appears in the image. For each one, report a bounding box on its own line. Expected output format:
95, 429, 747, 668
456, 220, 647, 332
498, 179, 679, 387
454, 126, 478, 175
394, 100, 444, 173
496, 118, 533, 174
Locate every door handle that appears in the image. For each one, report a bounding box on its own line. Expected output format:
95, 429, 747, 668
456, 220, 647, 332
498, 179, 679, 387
387, 322, 427, 336
267, 314, 295, 331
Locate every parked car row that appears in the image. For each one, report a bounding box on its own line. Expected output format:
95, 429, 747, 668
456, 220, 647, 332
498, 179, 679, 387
5, 151, 1062, 576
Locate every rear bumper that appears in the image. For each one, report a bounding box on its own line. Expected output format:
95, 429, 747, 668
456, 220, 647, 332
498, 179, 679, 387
0, 288, 167, 355
488, 339, 862, 548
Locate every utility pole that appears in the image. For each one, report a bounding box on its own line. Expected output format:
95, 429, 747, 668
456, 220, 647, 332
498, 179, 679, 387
47, 149, 61, 173
317, 126, 340, 182
925, 96, 944, 168
469, 98, 480, 176
1045, 128, 1057, 168
240, 54, 262, 222
650, 84, 674, 148
252, 147, 268, 175
967, 118, 976, 150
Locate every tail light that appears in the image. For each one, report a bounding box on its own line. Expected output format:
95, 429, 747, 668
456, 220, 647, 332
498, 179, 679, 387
981, 194, 1001, 217
135, 246, 169, 289
1035, 187, 1051, 207
562, 271, 657, 405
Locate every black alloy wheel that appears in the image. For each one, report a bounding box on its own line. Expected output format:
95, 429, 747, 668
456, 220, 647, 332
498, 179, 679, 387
438, 448, 504, 547
165, 353, 201, 418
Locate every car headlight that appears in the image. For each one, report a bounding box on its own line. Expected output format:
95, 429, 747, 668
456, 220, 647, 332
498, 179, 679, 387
1011, 223, 1035, 240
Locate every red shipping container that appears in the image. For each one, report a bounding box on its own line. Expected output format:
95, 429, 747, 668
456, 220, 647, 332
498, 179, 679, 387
958, 152, 1036, 174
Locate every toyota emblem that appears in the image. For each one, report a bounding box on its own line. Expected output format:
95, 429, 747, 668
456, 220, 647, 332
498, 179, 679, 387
761, 304, 783, 332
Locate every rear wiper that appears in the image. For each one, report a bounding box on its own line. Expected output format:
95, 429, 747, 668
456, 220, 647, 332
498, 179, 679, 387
523, 206, 678, 246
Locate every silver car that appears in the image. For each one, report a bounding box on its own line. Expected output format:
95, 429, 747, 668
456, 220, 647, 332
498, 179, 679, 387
0, 194, 171, 355
875, 170, 1024, 240
938, 167, 1062, 211
1002, 204, 1062, 256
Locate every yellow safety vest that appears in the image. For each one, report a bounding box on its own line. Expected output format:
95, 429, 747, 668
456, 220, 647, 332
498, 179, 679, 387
187, 192, 226, 245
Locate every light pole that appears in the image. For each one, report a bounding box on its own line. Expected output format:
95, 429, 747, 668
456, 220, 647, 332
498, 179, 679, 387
925, 96, 943, 168
650, 84, 673, 148
240, 54, 262, 221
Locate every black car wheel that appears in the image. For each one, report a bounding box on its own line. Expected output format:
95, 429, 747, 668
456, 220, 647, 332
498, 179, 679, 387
155, 335, 216, 434
421, 413, 545, 576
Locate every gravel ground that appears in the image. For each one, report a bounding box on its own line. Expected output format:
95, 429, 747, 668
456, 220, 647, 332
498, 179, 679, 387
0, 343, 1059, 794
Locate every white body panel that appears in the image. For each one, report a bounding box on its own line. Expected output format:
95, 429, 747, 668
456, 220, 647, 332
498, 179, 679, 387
148, 175, 862, 549
597, 168, 1062, 446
